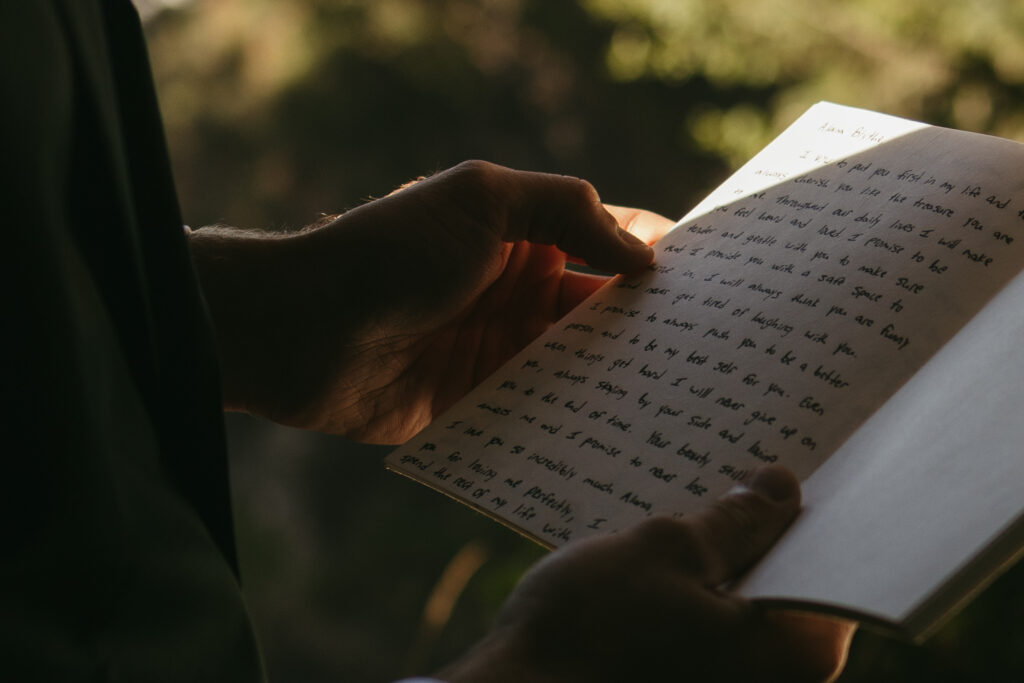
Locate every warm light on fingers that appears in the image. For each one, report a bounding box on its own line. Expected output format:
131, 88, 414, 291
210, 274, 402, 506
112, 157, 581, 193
603, 204, 676, 245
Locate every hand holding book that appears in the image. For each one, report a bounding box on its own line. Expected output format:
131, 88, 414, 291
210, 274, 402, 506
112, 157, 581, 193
191, 161, 664, 442
437, 465, 853, 683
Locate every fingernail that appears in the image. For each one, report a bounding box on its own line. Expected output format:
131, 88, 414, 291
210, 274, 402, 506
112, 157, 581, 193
745, 466, 798, 502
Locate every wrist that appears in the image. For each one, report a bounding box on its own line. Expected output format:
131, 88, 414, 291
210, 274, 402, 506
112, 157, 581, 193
187, 226, 333, 415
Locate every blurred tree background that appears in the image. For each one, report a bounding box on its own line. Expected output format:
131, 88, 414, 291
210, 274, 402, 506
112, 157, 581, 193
139, 0, 1022, 680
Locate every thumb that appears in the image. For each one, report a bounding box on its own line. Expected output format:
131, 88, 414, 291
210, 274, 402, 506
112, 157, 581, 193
690, 465, 802, 587
495, 166, 655, 273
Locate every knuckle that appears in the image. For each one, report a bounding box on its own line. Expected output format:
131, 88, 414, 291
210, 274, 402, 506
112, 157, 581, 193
709, 495, 763, 548
680, 533, 716, 577
448, 159, 499, 192
633, 515, 686, 544
440, 160, 505, 228
632, 516, 713, 574
566, 175, 601, 209
452, 158, 496, 177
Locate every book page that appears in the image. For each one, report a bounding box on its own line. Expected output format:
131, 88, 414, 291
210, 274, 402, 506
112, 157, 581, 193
736, 264, 1024, 637
387, 103, 1024, 548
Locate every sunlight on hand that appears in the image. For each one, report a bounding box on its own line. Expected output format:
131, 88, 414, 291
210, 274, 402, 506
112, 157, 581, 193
603, 204, 676, 246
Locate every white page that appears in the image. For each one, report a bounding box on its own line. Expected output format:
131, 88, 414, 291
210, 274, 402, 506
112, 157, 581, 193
737, 264, 1024, 633
388, 103, 1024, 552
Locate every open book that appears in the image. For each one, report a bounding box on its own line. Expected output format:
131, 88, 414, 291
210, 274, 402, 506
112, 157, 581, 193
386, 102, 1024, 640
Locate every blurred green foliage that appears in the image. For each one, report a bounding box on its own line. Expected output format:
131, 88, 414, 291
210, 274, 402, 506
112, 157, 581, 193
143, 1, 1023, 681
587, 0, 1024, 165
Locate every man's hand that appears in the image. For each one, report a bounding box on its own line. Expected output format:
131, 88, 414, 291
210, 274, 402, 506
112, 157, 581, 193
435, 466, 855, 683
189, 161, 673, 442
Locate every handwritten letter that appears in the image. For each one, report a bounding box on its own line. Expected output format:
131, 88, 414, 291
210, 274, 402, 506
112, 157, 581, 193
387, 103, 1024, 547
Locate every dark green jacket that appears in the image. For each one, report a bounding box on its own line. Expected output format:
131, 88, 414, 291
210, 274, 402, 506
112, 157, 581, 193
2, 1, 263, 679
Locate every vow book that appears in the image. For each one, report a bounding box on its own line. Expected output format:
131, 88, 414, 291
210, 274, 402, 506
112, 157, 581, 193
387, 102, 1024, 640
